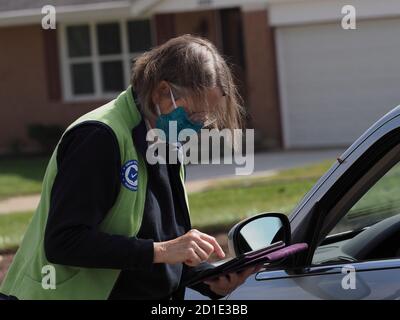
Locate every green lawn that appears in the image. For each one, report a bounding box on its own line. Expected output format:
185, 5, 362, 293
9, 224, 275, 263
0, 159, 334, 251
0, 156, 48, 200
188, 160, 333, 230
0, 212, 33, 251
3, 157, 400, 253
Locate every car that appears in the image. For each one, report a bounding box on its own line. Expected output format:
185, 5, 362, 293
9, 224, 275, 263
186, 105, 400, 300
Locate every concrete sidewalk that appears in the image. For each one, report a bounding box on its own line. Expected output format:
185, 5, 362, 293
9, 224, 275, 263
185, 148, 343, 181
0, 195, 41, 214
0, 148, 344, 214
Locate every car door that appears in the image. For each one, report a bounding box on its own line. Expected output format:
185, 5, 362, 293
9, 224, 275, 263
230, 117, 400, 300
187, 108, 400, 300
227, 259, 400, 300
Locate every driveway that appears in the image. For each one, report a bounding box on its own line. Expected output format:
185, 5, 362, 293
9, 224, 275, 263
185, 148, 344, 181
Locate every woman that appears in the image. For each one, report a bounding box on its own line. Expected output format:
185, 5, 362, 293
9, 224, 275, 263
0, 35, 258, 300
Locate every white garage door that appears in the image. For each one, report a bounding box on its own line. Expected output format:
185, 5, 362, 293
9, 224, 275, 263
276, 18, 400, 148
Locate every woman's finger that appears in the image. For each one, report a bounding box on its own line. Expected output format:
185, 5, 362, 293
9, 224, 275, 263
227, 272, 241, 286
199, 233, 225, 259
216, 275, 231, 290
237, 266, 260, 282
205, 275, 229, 287
195, 238, 215, 256
191, 241, 209, 261
223, 275, 237, 293
185, 248, 202, 266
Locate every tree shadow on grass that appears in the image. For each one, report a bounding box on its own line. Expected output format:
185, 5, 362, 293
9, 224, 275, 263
0, 156, 49, 183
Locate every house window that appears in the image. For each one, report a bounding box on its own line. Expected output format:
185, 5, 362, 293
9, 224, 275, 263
61, 20, 152, 101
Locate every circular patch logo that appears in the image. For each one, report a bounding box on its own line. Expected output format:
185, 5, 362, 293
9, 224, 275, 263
121, 160, 138, 191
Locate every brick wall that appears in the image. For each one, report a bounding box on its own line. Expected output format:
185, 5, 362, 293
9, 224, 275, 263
0, 25, 106, 154
242, 10, 282, 149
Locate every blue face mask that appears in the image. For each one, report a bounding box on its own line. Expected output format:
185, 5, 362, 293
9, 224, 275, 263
155, 89, 203, 143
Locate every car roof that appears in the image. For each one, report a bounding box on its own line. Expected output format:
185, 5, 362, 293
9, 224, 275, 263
340, 105, 400, 160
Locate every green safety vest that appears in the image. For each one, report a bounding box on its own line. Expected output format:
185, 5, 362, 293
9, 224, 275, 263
0, 87, 189, 299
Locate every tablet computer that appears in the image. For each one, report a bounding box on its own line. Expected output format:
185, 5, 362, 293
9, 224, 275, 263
184, 240, 286, 287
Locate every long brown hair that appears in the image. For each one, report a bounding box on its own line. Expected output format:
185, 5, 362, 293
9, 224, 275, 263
131, 34, 244, 131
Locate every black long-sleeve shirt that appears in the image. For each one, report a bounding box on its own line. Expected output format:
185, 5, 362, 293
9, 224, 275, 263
44, 115, 222, 300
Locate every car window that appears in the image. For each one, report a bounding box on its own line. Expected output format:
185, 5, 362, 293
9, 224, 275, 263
312, 143, 400, 265
329, 161, 400, 235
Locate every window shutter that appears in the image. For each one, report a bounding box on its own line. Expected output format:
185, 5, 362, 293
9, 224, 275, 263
42, 28, 61, 101
154, 13, 176, 45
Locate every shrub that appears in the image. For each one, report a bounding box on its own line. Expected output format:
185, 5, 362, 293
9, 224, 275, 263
27, 124, 64, 154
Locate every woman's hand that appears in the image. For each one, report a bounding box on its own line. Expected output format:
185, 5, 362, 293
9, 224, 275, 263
204, 265, 263, 296
153, 229, 225, 266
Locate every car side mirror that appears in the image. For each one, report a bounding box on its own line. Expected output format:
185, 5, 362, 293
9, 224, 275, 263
227, 212, 291, 257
